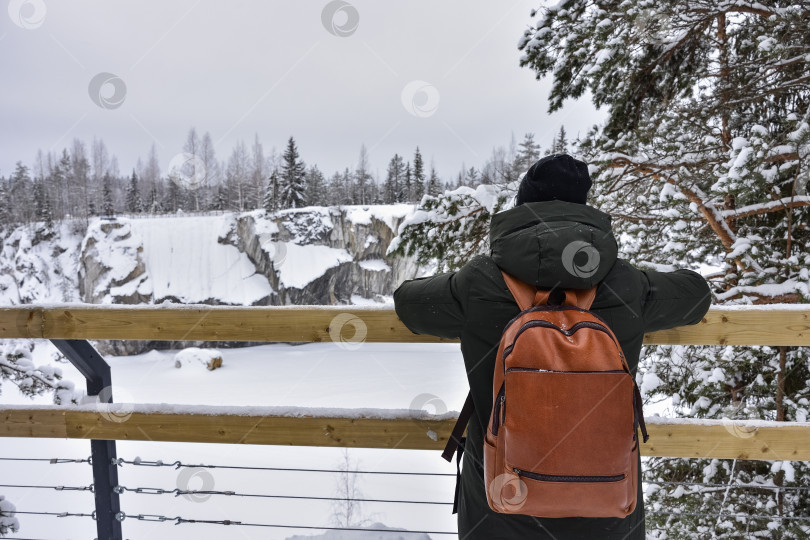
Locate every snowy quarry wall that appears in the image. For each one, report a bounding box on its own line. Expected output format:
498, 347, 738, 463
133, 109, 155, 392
0, 206, 420, 353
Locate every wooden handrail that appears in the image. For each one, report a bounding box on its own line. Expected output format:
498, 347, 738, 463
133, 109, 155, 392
0, 305, 807, 345
2, 406, 808, 460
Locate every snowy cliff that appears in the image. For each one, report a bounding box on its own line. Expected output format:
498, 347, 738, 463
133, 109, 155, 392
0, 205, 421, 350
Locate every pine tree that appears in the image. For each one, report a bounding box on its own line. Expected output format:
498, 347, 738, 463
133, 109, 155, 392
305, 165, 326, 207
32, 179, 52, 227
280, 137, 306, 208
354, 145, 372, 205
518, 3, 810, 537
550, 126, 568, 155
412, 147, 425, 200
9, 162, 31, 224
516, 132, 542, 173
0, 181, 9, 227
465, 166, 479, 187
101, 172, 114, 216
425, 166, 442, 197
384, 154, 406, 203
126, 170, 141, 213
263, 168, 280, 213
403, 162, 413, 202
327, 171, 344, 206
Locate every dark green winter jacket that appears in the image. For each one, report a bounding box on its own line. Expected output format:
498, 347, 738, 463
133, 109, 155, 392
394, 201, 712, 540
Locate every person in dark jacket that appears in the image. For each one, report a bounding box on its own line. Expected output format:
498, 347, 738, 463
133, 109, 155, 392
393, 154, 712, 539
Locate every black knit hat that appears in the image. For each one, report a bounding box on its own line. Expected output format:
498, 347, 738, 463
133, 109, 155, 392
515, 154, 592, 205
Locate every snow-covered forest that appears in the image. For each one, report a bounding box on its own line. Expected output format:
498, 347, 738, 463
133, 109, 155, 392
0, 128, 564, 225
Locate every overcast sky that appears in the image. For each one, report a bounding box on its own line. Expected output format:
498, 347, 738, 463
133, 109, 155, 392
1, 0, 603, 181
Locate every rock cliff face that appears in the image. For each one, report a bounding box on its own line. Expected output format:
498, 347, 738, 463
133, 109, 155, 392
232, 205, 419, 305
70, 206, 420, 353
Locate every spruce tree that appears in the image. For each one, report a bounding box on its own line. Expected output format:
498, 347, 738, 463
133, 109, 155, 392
518, 3, 810, 537
305, 165, 326, 207
101, 173, 114, 216
403, 162, 413, 202
516, 132, 541, 174
412, 147, 425, 200
550, 126, 568, 155
263, 169, 280, 213
354, 145, 372, 205
280, 137, 306, 208
126, 170, 141, 213
425, 166, 442, 197
384, 154, 406, 203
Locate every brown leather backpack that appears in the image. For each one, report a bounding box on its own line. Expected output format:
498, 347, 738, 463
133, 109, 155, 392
443, 271, 649, 518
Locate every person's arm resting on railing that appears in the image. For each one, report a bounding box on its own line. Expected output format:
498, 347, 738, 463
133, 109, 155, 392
641, 268, 712, 333
393, 272, 465, 340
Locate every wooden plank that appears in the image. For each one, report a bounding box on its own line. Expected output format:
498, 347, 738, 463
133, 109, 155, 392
643, 421, 810, 461
65, 410, 451, 450
1, 408, 67, 439
38, 306, 451, 343
2, 408, 809, 460
644, 307, 810, 346
0, 307, 43, 339
0, 305, 806, 345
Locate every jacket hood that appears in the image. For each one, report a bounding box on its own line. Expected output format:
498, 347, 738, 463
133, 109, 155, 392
489, 201, 618, 289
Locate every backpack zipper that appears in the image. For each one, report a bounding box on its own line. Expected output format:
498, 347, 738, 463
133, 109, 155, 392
513, 468, 625, 483
502, 320, 620, 363
505, 367, 625, 374
491, 384, 505, 436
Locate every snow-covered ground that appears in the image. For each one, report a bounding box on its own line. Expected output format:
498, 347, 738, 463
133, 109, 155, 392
0, 340, 468, 539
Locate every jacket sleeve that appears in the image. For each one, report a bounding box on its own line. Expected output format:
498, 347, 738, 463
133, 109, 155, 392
393, 272, 465, 339
641, 269, 712, 333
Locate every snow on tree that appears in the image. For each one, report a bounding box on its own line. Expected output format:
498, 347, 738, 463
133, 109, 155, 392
0, 495, 18, 537
0, 341, 78, 405
280, 137, 307, 209
388, 182, 510, 272
517, 2, 810, 537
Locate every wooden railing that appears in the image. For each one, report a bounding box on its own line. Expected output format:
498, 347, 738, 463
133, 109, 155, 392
1, 305, 809, 461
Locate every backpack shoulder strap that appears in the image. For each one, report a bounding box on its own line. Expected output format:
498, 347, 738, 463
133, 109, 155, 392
502, 270, 598, 310
441, 392, 475, 463
501, 271, 537, 310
